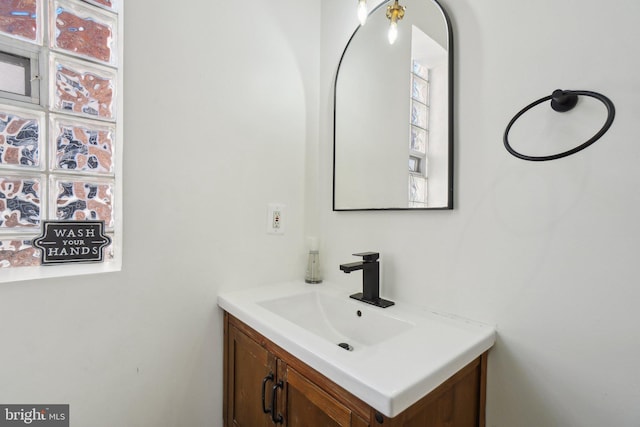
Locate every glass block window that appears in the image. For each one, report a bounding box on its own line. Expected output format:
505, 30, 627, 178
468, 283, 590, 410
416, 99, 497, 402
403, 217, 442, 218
0, 105, 44, 168
51, 0, 117, 66
408, 60, 430, 208
52, 178, 114, 228
0, 0, 41, 43
0, 0, 120, 278
0, 175, 43, 230
0, 238, 41, 267
51, 54, 116, 120
81, 0, 116, 13
51, 115, 114, 174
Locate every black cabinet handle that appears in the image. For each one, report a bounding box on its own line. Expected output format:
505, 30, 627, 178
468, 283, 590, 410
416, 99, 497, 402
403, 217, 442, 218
261, 373, 274, 414
270, 380, 284, 424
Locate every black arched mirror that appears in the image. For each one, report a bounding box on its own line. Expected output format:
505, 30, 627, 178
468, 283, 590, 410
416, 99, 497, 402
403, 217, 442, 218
333, 0, 453, 210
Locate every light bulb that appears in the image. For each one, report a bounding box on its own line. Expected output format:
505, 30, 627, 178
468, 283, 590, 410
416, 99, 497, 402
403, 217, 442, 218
357, 0, 367, 26
385, 0, 405, 45
388, 20, 398, 44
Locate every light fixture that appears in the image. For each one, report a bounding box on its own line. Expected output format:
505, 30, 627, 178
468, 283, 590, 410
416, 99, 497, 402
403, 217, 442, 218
386, 0, 405, 45
357, 0, 368, 26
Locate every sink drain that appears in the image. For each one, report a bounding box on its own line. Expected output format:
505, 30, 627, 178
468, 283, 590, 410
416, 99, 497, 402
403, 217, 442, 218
337, 342, 353, 351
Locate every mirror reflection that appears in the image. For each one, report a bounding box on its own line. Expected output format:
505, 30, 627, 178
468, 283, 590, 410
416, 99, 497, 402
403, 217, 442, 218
333, 0, 453, 210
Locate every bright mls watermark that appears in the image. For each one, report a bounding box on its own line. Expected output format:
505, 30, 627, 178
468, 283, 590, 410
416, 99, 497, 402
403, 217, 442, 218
0, 405, 68, 426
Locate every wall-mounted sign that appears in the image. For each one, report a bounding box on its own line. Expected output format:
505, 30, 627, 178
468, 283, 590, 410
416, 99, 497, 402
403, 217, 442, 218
33, 221, 111, 265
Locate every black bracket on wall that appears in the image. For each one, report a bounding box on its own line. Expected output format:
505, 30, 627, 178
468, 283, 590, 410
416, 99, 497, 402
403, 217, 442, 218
503, 89, 615, 161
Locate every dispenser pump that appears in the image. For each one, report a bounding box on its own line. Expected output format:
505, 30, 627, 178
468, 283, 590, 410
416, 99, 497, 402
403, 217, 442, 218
305, 237, 322, 284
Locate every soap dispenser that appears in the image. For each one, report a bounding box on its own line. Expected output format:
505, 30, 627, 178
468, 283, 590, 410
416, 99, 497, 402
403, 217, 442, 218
304, 237, 322, 284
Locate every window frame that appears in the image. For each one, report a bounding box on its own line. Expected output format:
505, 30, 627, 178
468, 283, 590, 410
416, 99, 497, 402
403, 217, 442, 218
0, 40, 41, 105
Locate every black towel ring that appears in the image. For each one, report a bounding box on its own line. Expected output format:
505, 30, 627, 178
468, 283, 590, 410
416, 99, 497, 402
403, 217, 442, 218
503, 89, 615, 161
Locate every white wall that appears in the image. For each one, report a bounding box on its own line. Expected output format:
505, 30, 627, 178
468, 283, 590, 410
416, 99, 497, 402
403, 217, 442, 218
320, 0, 640, 426
0, 0, 319, 426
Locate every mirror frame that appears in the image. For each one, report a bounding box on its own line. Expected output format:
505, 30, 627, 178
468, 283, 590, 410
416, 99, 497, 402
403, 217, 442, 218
332, 0, 454, 211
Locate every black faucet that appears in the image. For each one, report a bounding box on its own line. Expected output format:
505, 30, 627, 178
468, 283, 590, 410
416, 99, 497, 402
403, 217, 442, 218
339, 252, 394, 308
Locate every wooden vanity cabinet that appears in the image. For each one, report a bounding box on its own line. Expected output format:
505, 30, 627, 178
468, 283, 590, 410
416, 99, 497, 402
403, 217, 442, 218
225, 319, 276, 427
223, 313, 487, 427
224, 314, 368, 427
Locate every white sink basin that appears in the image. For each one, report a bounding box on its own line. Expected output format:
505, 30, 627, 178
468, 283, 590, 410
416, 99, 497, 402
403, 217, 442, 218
218, 281, 495, 417
259, 290, 414, 349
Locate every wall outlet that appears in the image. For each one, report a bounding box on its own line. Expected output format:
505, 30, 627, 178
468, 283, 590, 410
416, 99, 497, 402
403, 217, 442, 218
267, 203, 285, 235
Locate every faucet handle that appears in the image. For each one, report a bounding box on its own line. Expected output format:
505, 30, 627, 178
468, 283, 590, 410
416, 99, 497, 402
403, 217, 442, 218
352, 252, 379, 262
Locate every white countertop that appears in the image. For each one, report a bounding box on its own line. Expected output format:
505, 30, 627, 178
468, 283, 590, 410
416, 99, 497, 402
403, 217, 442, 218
218, 281, 495, 417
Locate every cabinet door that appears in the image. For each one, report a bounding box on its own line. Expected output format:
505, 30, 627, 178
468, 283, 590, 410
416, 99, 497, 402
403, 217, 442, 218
226, 325, 277, 427
283, 365, 369, 427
